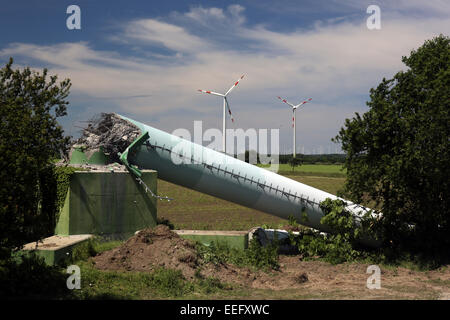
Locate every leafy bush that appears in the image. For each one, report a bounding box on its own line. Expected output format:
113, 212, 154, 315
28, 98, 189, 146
0, 58, 71, 260
287, 156, 302, 171
333, 35, 450, 261
196, 238, 279, 271
289, 198, 375, 264
0, 254, 70, 299
69, 239, 99, 263
66, 238, 123, 265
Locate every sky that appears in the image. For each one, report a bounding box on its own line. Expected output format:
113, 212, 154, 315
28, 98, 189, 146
0, 0, 449, 154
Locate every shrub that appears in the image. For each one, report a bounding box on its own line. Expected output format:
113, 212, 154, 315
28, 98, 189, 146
333, 35, 450, 260
0, 58, 71, 260
0, 254, 70, 299
196, 238, 279, 271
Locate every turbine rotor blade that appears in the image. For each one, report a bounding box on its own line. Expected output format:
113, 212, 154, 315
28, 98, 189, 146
197, 89, 224, 97
292, 109, 295, 128
277, 96, 295, 108
224, 98, 235, 123
225, 74, 245, 96
296, 98, 313, 108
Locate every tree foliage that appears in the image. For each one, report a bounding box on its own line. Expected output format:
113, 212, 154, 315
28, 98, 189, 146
0, 57, 71, 260
287, 155, 302, 171
333, 35, 449, 258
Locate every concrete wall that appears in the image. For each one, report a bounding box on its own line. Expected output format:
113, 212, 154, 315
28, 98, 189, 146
55, 170, 157, 239
174, 230, 249, 250
19, 235, 94, 266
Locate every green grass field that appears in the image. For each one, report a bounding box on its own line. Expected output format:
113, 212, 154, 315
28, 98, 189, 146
259, 163, 346, 177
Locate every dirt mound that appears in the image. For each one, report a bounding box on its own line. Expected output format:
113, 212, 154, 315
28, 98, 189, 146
92, 225, 200, 279
91, 225, 310, 290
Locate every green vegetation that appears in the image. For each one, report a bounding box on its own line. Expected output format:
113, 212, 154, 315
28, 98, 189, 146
68, 238, 124, 264
279, 153, 346, 165
244, 152, 346, 165
143, 268, 191, 297
0, 254, 70, 299
0, 57, 71, 262
286, 198, 376, 265
260, 163, 346, 177
196, 238, 279, 271
51, 166, 88, 223
287, 156, 302, 172
334, 35, 450, 263
285, 197, 445, 269
54, 166, 80, 212
70, 262, 234, 300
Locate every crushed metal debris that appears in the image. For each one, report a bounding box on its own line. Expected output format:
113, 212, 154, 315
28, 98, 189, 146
65, 113, 173, 201
56, 161, 128, 172
72, 113, 141, 163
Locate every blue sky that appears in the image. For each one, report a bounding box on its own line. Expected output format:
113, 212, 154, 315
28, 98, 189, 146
1, 0, 449, 154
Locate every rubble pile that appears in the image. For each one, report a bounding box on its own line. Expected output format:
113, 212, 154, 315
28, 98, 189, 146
56, 161, 128, 172
73, 113, 141, 163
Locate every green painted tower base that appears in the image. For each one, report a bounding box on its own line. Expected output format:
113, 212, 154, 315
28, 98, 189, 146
174, 230, 249, 250
55, 170, 158, 239
19, 234, 94, 266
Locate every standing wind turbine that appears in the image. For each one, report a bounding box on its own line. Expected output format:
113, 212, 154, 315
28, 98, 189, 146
198, 75, 245, 153
277, 96, 312, 158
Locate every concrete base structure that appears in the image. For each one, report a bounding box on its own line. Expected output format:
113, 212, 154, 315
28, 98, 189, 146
55, 170, 158, 239
174, 230, 249, 250
20, 234, 94, 265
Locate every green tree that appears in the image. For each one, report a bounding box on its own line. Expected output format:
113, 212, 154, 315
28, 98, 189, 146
287, 155, 302, 172
0, 58, 71, 260
333, 35, 449, 258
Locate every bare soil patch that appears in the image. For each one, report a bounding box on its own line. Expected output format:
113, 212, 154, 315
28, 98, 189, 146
91, 225, 450, 299
92, 225, 200, 279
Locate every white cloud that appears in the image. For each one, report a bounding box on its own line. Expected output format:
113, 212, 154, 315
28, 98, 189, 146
228, 4, 246, 25
1, 3, 448, 150
183, 4, 246, 27
185, 7, 226, 22
124, 19, 209, 54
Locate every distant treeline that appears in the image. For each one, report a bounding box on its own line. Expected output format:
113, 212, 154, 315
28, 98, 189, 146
237, 151, 346, 164
279, 153, 346, 164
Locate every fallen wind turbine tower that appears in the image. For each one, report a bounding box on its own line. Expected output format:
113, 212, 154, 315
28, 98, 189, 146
112, 113, 378, 246
277, 96, 312, 158
198, 75, 245, 153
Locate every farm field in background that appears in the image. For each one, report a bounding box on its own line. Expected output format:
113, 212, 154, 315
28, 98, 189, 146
259, 163, 346, 176
157, 164, 346, 230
